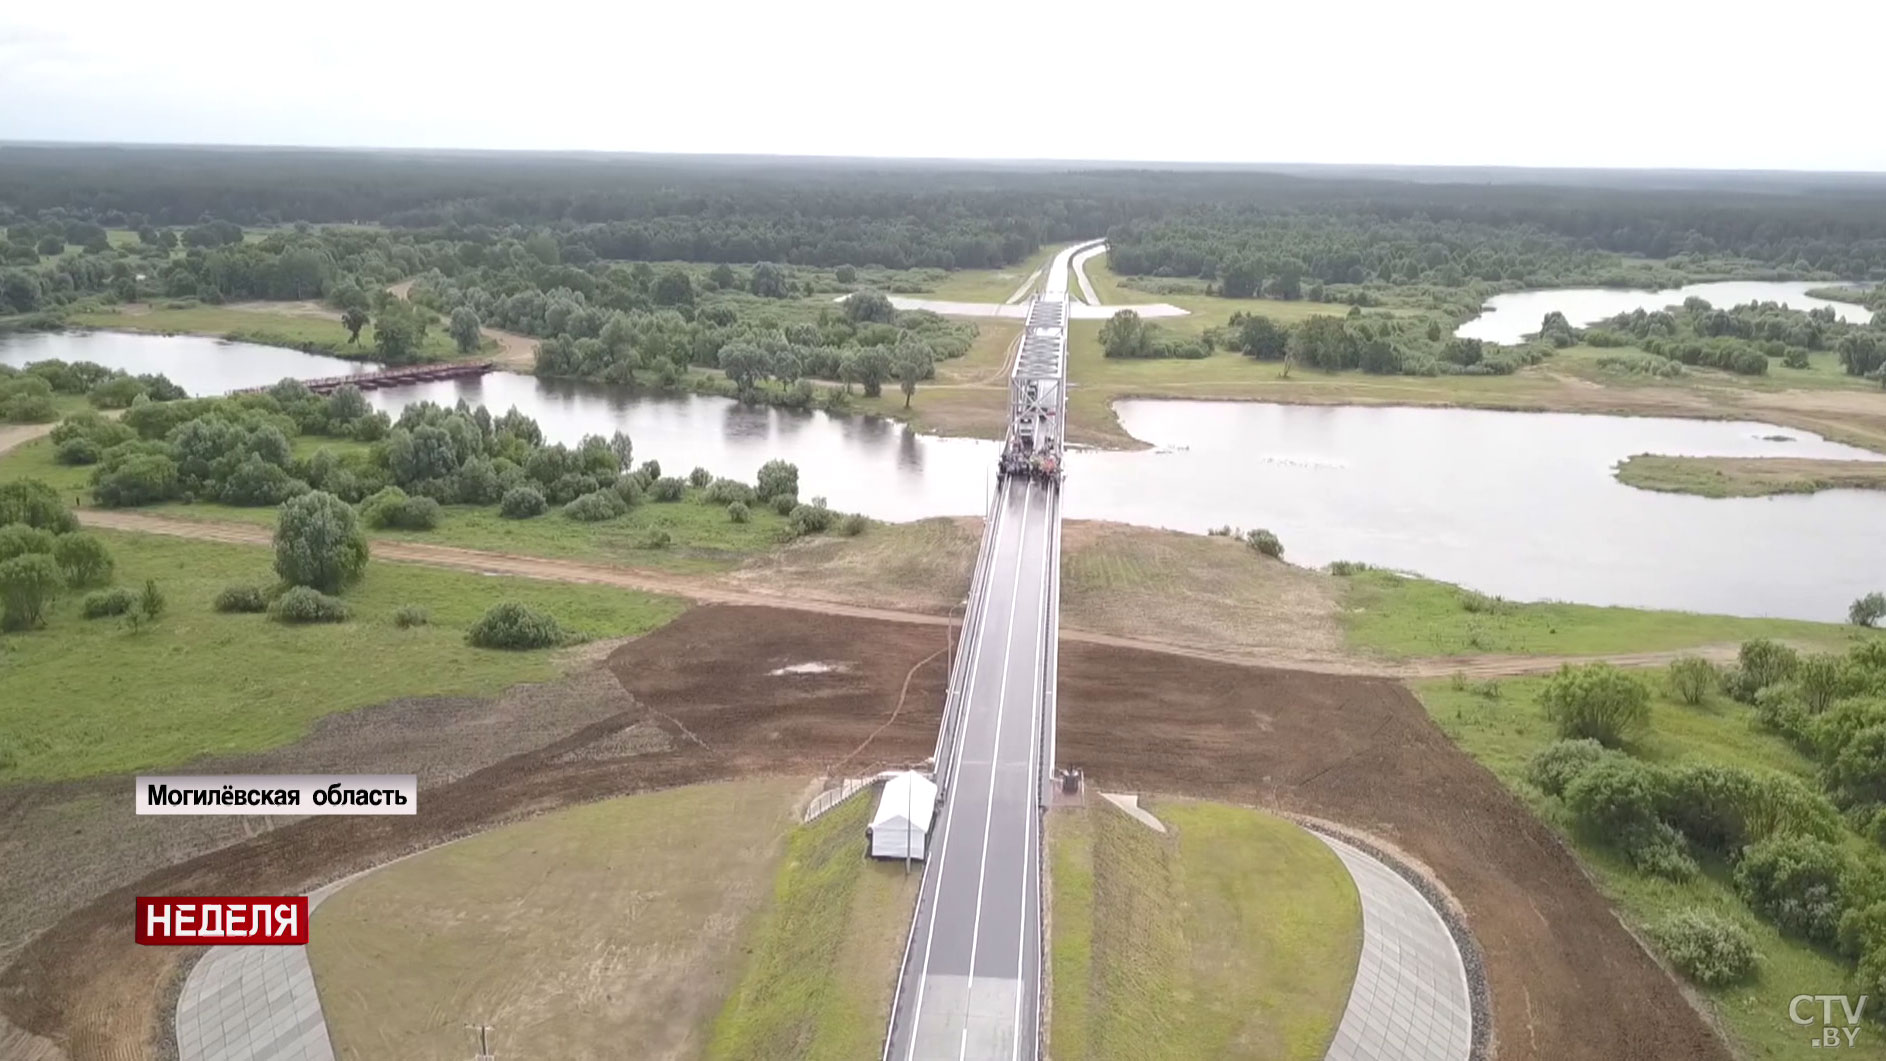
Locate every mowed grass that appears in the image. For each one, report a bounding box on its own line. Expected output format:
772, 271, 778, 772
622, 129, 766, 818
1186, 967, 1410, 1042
311, 779, 804, 1061
922, 242, 1072, 303
847, 318, 1016, 439
707, 788, 921, 1060
0, 529, 684, 781
1047, 799, 1360, 1060
1338, 567, 1874, 659
70, 305, 467, 361
1079, 251, 1349, 335
1418, 676, 1884, 1060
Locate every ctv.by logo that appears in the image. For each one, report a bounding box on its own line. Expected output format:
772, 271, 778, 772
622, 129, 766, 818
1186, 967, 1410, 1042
1793, 995, 1868, 1048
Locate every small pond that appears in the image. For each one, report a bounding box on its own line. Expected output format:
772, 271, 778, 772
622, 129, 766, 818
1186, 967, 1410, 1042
1456, 280, 1875, 345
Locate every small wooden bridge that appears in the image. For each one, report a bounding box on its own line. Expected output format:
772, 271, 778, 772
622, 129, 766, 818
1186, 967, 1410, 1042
236, 361, 495, 396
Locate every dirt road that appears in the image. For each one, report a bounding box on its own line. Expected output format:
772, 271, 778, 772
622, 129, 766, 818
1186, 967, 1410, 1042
76, 509, 1741, 680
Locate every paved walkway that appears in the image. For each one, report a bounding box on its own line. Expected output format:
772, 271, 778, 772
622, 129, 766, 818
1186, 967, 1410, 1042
174, 877, 358, 1061
1316, 833, 1474, 1061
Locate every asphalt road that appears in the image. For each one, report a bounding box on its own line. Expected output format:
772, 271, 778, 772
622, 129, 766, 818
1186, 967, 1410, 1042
888, 478, 1056, 1060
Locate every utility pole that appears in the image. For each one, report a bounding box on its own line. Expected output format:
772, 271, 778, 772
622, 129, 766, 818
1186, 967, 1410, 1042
465, 1021, 495, 1061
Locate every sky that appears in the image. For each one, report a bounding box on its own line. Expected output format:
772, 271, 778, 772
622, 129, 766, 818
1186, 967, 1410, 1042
2, 0, 1882, 171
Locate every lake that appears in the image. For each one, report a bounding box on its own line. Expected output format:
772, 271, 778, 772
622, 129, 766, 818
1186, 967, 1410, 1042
1456, 280, 1876, 345
5, 330, 1883, 622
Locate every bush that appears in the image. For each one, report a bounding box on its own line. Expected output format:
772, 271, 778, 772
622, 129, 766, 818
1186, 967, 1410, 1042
703, 478, 754, 505
0, 523, 54, 562
1525, 738, 1613, 797
52, 532, 113, 587
1564, 755, 1666, 835
839, 513, 868, 536
564, 488, 628, 521
0, 479, 77, 533
359, 486, 441, 530
54, 437, 102, 465
1739, 638, 1800, 694
466, 601, 566, 649
1735, 835, 1848, 945
1854, 593, 1886, 629
137, 578, 165, 621
1665, 656, 1718, 706
499, 486, 548, 519
648, 476, 686, 502
1245, 528, 1283, 559
393, 605, 429, 629
273, 491, 370, 593
688, 466, 713, 488
611, 474, 644, 506
219, 457, 309, 507
770, 493, 798, 516
92, 454, 180, 507
213, 584, 269, 613
81, 586, 135, 619
755, 459, 799, 501
1661, 763, 1839, 856
0, 552, 63, 630
1839, 900, 1886, 960
788, 501, 835, 536
636, 529, 673, 549
1821, 723, 1886, 809
1799, 653, 1848, 713
269, 585, 350, 624
1650, 912, 1759, 987
1621, 821, 1699, 881
1540, 663, 1651, 746
727, 500, 750, 523
637, 459, 661, 482
1326, 560, 1372, 576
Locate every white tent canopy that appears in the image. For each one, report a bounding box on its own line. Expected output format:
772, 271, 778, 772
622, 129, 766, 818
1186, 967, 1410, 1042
868, 771, 938, 861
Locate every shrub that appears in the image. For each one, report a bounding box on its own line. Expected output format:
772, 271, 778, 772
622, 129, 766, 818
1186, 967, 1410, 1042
219, 457, 309, 507
499, 486, 548, 519
564, 488, 628, 522
703, 478, 754, 505
1799, 653, 1848, 713
1326, 560, 1372, 576
1735, 835, 1848, 945
727, 500, 750, 523
755, 459, 799, 501
137, 578, 165, 621
1839, 900, 1886, 960
92, 454, 180, 507
269, 585, 349, 624
213, 584, 269, 613
771, 493, 798, 516
1458, 589, 1510, 614
1739, 638, 1800, 693
0, 523, 54, 562
1621, 820, 1699, 881
788, 501, 835, 536
0, 553, 63, 630
359, 486, 442, 530
1650, 912, 1759, 987
611, 475, 645, 507
637, 529, 673, 549
54, 437, 102, 465
648, 476, 686, 502
1564, 755, 1666, 835
546, 472, 600, 505
1540, 662, 1651, 747
1855, 593, 1886, 628
688, 466, 713, 488
393, 605, 429, 629
1662, 764, 1840, 855
1244, 528, 1283, 559
273, 491, 370, 593
1665, 656, 1717, 706
839, 513, 868, 537
81, 586, 135, 619
52, 532, 113, 587
0, 479, 77, 533
1525, 738, 1613, 797
637, 459, 661, 482
1821, 723, 1886, 808
467, 601, 565, 649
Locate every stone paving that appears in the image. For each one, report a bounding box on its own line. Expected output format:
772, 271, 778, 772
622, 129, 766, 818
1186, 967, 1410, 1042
1317, 833, 1474, 1061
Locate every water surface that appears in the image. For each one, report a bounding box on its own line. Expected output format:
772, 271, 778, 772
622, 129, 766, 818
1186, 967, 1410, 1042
1457, 280, 1875, 345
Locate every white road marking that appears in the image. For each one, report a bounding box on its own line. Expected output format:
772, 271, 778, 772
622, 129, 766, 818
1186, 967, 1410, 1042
1013, 488, 1053, 1058
958, 479, 1035, 1061
904, 483, 1023, 1059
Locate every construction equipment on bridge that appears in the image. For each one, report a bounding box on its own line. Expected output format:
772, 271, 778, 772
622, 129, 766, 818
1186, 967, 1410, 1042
997, 296, 1067, 485
233, 361, 496, 397
868, 771, 937, 861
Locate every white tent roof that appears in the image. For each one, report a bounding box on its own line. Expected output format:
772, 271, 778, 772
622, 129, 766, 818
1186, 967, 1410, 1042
871, 771, 937, 832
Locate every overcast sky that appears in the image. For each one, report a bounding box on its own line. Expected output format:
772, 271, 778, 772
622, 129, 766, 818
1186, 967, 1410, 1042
2, 0, 1880, 171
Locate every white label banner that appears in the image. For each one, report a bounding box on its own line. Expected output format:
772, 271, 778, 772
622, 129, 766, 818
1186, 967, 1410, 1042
135, 774, 418, 815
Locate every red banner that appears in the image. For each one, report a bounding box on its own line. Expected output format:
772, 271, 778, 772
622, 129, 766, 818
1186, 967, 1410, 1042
135, 897, 309, 945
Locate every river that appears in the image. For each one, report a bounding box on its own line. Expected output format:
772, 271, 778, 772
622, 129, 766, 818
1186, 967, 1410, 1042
4, 330, 1883, 621
1456, 280, 1876, 345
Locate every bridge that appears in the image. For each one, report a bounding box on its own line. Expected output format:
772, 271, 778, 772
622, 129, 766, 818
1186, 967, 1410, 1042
882, 239, 1098, 1061
233, 360, 495, 396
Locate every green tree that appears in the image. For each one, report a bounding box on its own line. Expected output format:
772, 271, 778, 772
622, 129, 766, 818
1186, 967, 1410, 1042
1853, 592, 1886, 628
449, 307, 482, 354
653, 268, 695, 307
1098, 309, 1147, 358
341, 307, 370, 344
52, 532, 113, 587
844, 290, 896, 324
708, 263, 737, 289
273, 491, 370, 593
750, 261, 788, 298
755, 459, 799, 501
850, 348, 892, 397
1231, 314, 1288, 360
718, 342, 769, 394
0, 552, 63, 630
372, 301, 428, 364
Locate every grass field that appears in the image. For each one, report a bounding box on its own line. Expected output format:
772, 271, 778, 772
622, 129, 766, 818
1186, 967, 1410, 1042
1340, 567, 1874, 659
69, 305, 469, 361
0, 530, 683, 781
846, 318, 1016, 439
1418, 675, 1885, 1060
707, 788, 921, 1060
1614, 454, 1886, 498
1079, 252, 1350, 334
1047, 799, 1360, 1060
920, 243, 1071, 303
311, 779, 803, 1061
